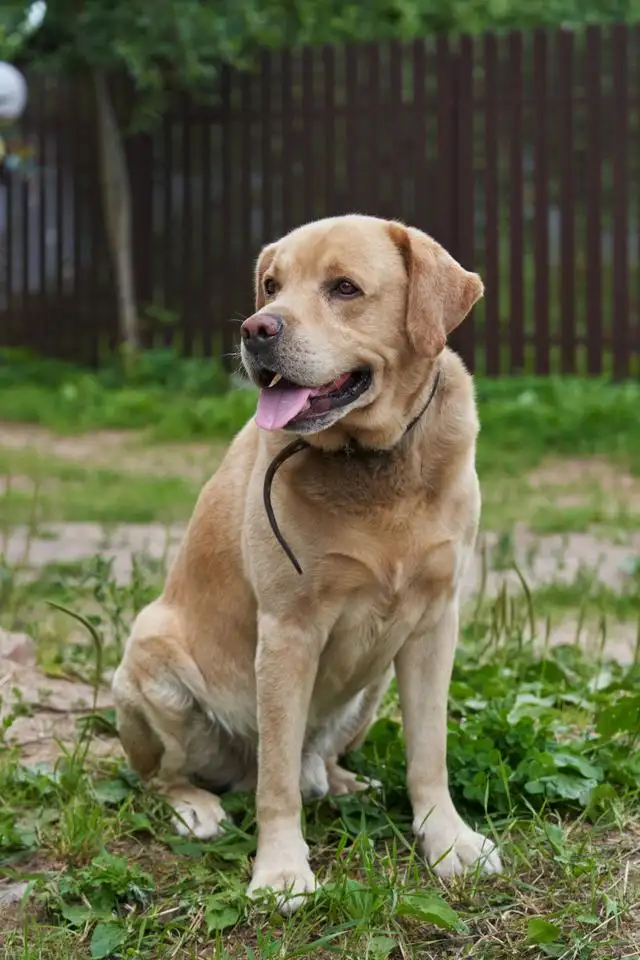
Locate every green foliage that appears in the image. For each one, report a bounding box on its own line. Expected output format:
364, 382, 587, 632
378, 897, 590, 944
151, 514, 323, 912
0, 347, 230, 393
0, 347, 256, 441
90, 923, 127, 960
349, 637, 640, 821
1, 1, 235, 88
284, 0, 640, 38
15, 552, 635, 822
475, 375, 640, 476
0, 453, 200, 526
48, 849, 154, 926
4, 0, 640, 93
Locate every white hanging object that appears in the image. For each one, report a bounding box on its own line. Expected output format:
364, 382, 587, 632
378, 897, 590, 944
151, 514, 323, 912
0, 62, 28, 120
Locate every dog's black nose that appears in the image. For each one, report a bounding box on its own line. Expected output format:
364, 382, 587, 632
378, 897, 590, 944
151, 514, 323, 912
241, 312, 284, 350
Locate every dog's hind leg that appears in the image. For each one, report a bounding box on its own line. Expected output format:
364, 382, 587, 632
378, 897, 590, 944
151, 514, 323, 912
113, 696, 163, 781
112, 626, 243, 840
316, 668, 393, 796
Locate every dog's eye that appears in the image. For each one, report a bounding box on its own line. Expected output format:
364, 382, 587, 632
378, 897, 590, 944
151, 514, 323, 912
263, 277, 278, 297
332, 278, 362, 299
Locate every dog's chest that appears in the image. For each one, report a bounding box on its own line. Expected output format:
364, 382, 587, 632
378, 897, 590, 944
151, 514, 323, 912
314, 540, 455, 704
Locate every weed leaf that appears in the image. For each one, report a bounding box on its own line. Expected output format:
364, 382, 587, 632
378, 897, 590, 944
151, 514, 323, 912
596, 697, 640, 737
92, 779, 132, 805
526, 917, 562, 944
205, 898, 241, 932
397, 893, 467, 932
369, 935, 397, 957
90, 921, 127, 959
60, 903, 94, 926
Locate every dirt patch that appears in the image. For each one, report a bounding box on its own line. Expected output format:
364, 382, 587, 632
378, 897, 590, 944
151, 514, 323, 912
528, 457, 640, 492
0, 423, 133, 460
528, 457, 640, 512
0, 641, 118, 764
5, 710, 122, 765
9, 520, 638, 593
0, 475, 35, 496
5, 522, 184, 582
0, 422, 222, 481
477, 526, 640, 592
543, 619, 638, 667
0, 903, 23, 940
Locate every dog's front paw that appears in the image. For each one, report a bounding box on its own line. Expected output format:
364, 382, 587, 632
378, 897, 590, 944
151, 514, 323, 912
248, 855, 317, 915
415, 811, 502, 878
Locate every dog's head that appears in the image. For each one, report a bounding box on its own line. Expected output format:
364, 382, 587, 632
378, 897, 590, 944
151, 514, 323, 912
240, 215, 482, 449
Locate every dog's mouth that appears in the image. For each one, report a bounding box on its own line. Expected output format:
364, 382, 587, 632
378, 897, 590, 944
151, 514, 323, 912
254, 368, 372, 431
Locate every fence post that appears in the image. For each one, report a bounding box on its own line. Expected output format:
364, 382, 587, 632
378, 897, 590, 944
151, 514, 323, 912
127, 130, 154, 346
435, 38, 454, 255
445, 40, 476, 372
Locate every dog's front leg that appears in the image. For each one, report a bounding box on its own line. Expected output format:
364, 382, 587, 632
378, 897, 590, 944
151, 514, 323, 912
247, 612, 320, 914
395, 595, 502, 877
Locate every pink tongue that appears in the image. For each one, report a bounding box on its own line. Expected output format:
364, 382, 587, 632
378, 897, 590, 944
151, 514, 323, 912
256, 385, 312, 430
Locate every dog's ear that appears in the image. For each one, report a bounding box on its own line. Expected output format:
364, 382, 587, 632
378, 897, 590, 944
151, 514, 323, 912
388, 222, 483, 357
254, 242, 278, 310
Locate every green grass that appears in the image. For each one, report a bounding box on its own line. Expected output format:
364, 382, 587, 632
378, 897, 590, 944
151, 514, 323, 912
0, 447, 203, 526
0, 553, 639, 959
479, 473, 640, 536
3, 441, 639, 532
0, 348, 256, 443
7, 444, 637, 532
474, 376, 640, 477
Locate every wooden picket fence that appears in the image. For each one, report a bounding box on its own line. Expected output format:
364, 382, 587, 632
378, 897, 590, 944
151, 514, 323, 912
2, 25, 640, 375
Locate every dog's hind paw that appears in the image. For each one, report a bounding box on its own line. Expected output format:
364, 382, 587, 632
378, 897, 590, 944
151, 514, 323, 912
326, 759, 381, 796
164, 785, 228, 840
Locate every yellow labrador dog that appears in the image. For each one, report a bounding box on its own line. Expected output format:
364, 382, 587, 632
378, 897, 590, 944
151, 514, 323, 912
112, 214, 502, 912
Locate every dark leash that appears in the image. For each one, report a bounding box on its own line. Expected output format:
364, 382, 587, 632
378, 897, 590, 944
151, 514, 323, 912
263, 370, 442, 576
262, 437, 309, 575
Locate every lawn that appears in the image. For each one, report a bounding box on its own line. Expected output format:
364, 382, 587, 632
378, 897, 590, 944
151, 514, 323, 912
0, 351, 639, 959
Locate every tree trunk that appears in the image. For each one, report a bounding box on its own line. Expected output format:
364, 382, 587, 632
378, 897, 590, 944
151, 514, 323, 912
94, 69, 139, 359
